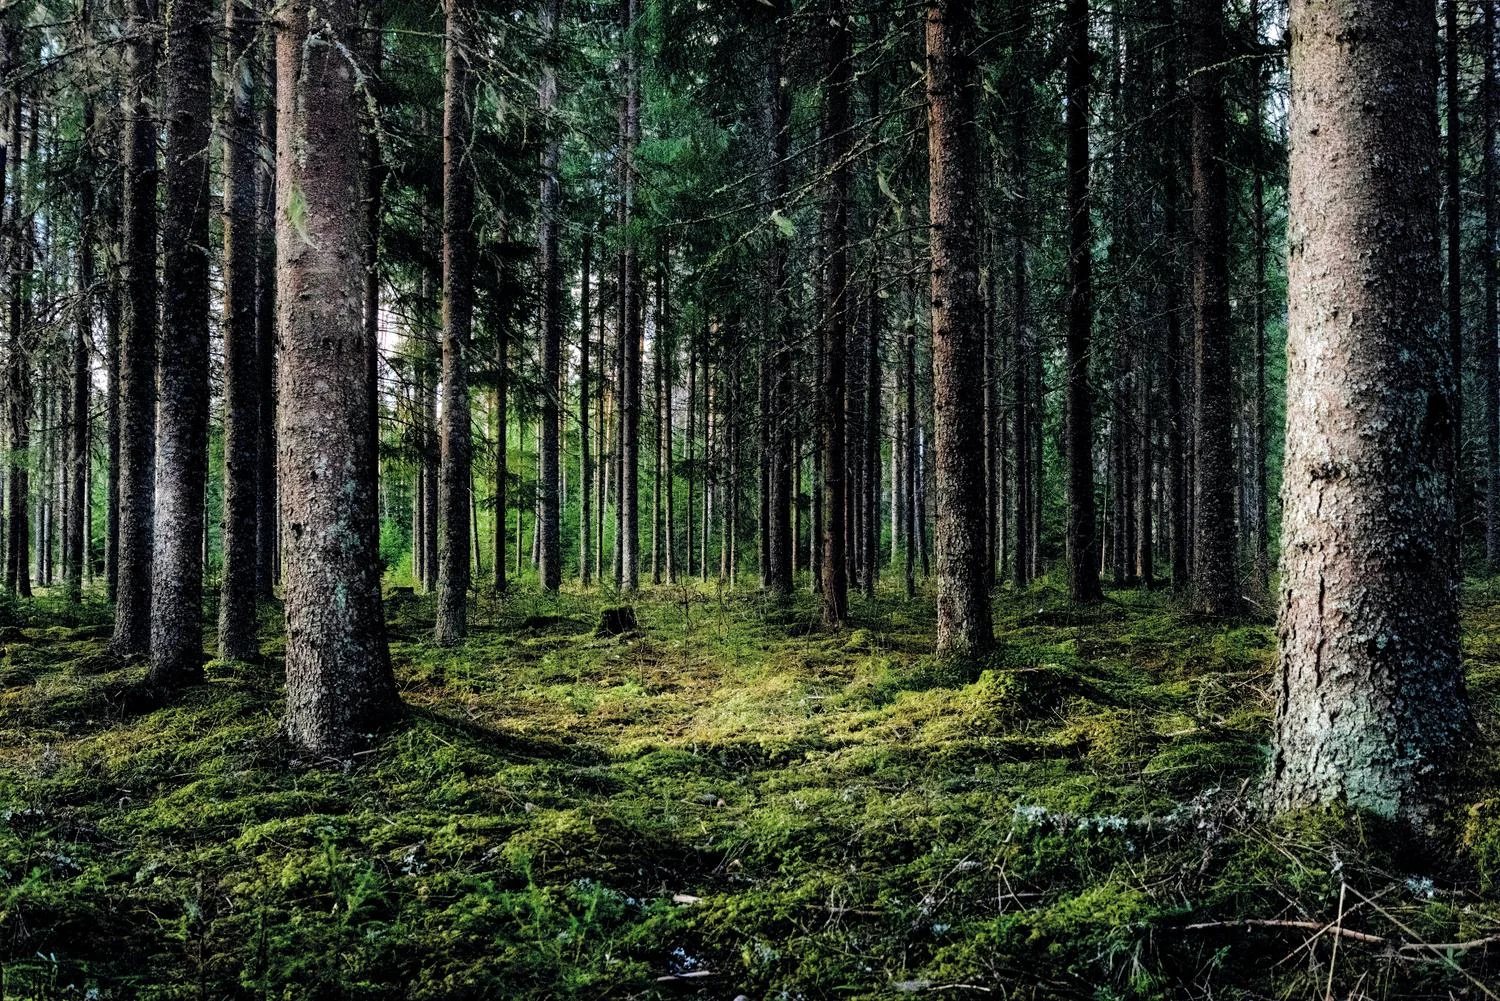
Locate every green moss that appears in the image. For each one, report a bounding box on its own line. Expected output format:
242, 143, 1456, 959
0, 580, 1496, 999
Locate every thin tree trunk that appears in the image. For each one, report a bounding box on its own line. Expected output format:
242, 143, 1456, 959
537, 0, 563, 592
579, 232, 592, 585
65, 8, 94, 605
820, 0, 851, 626
255, 34, 278, 598
1188, 0, 1240, 617
219, 0, 262, 660
434, 0, 474, 644
111, 0, 156, 649
1486, 1, 1500, 569
1064, 0, 1101, 604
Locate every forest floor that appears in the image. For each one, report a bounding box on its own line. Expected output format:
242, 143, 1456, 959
2, 578, 1500, 1000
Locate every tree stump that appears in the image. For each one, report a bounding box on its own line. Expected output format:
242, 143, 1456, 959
596, 606, 639, 637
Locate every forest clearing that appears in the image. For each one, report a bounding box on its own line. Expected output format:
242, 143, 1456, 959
1, 0, 1499, 996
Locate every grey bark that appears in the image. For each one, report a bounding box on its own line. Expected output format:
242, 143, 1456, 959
276, 0, 399, 756
435, 0, 474, 644
1269, 0, 1470, 826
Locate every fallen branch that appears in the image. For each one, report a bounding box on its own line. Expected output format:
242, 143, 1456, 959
1183, 918, 1500, 956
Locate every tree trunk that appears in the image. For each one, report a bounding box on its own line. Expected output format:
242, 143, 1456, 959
819, 0, 851, 627
276, 0, 399, 755
1064, 0, 1101, 604
619, 0, 641, 592
255, 34, 279, 598
434, 0, 474, 644
538, 0, 563, 592
494, 317, 508, 592
579, 233, 592, 586
764, 0, 793, 596
1270, 0, 1469, 826
1010, 25, 1031, 590
219, 0, 262, 660
1486, 1, 1500, 569
1449, 0, 1466, 505
1188, 0, 1240, 616
926, 0, 991, 653
110, 0, 156, 647
1249, 0, 1269, 595
65, 13, 93, 605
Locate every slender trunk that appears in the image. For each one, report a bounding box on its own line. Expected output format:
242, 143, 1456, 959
434, 0, 474, 643
219, 0, 262, 660
1486, 1, 1500, 569
579, 233, 592, 585
66, 11, 94, 605
111, 0, 157, 650
619, 0, 641, 592
537, 0, 563, 592
1010, 36, 1031, 590
1064, 0, 1101, 603
819, 0, 851, 626
1188, 0, 1240, 616
255, 36, 278, 597
904, 319, 917, 599
686, 341, 696, 578
1449, 0, 1466, 504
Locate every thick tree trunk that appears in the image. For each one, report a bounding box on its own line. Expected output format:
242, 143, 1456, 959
276, 0, 399, 756
820, 0, 852, 627
494, 325, 508, 592
1270, 0, 1469, 826
435, 0, 473, 644
926, 0, 991, 653
219, 0, 262, 661
111, 0, 156, 651
1188, 0, 1240, 617
1064, 0, 1101, 604
150, 0, 213, 685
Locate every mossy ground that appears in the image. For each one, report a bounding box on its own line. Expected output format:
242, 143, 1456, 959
2, 577, 1499, 999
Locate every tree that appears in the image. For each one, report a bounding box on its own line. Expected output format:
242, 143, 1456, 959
1187, 0, 1239, 617
1063, 0, 1101, 604
538, 0, 564, 593
111, 0, 158, 655
926, 0, 991, 654
819, 0, 852, 627
1268, 0, 1470, 825
218, 0, 261, 661
64, 0, 94, 606
435, 0, 474, 645
276, 0, 399, 755
150, 0, 214, 686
